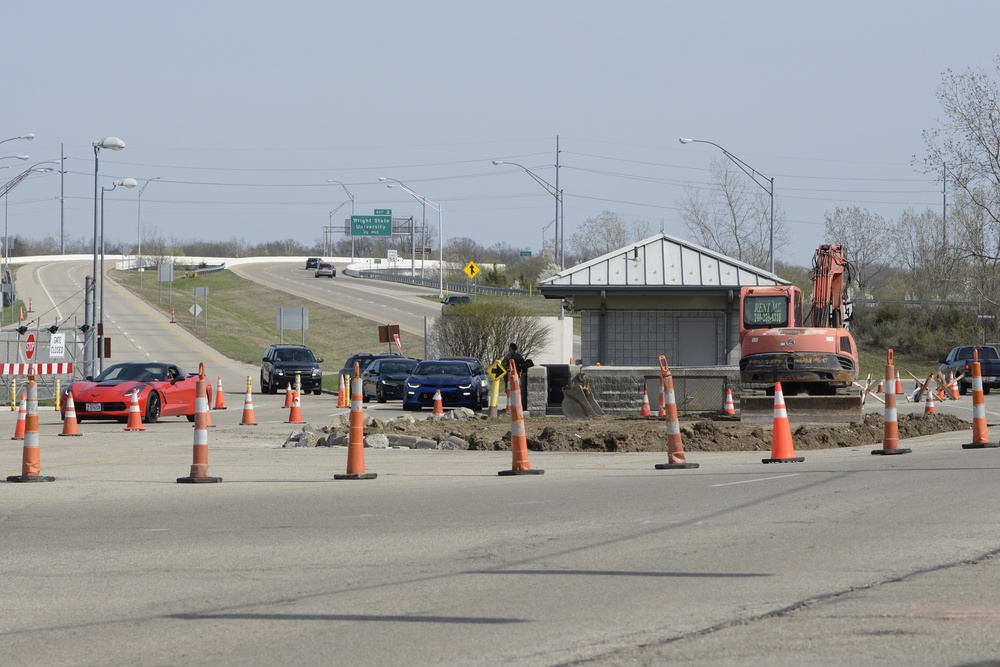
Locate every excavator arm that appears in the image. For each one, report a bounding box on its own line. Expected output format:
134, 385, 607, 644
809, 244, 853, 329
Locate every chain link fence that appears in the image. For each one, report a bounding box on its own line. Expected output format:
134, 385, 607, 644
0, 326, 86, 406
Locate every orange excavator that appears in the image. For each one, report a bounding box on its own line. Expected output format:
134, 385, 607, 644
738, 244, 861, 422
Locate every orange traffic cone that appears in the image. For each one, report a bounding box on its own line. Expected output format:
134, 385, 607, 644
7, 374, 54, 482
638, 387, 651, 417
432, 389, 444, 415
283, 382, 293, 408
239, 376, 257, 426
657, 376, 666, 418
963, 348, 999, 449
873, 349, 912, 455
949, 371, 960, 399
655, 355, 699, 470
178, 364, 222, 483
123, 388, 146, 431
285, 389, 305, 424
499, 359, 543, 476
11, 393, 25, 440
335, 362, 376, 480
894, 371, 903, 395
170, 307, 177, 324
924, 392, 936, 415
214, 376, 227, 409
876, 378, 884, 393
28, 296, 33, 312
724, 388, 736, 415
18, 307, 24, 320
60, 394, 82, 436
337, 374, 348, 408
763, 381, 804, 463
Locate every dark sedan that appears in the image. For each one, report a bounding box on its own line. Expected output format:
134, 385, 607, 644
361, 357, 419, 403
403, 359, 483, 412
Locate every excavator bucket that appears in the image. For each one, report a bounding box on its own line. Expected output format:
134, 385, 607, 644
561, 372, 604, 418
740, 390, 863, 424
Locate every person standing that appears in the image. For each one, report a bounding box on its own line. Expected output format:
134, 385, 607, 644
503, 343, 529, 409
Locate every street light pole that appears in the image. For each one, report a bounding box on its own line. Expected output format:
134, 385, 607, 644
91, 137, 126, 378
491, 159, 564, 268
679, 137, 776, 274
1, 160, 59, 321
378, 178, 444, 298
327, 180, 356, 261
137, 176, 161, 288
99, 178, 137, 373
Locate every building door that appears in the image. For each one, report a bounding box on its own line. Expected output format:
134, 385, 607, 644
677, 318, 717, 366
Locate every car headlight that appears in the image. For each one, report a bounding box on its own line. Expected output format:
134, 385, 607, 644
458, 382, 472, 389
406, 380, 420, 389
275, 369, 285, 376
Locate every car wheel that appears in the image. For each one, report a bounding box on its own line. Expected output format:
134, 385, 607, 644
313, 389, 322, 396
403, 402, 419, 411
268, 376, 278, 395
985, 386, 992, 396
362, 391, 370, 403
260, 373, 269, 394
960, 381, 968, 396
144, 392, 161, 424
376, 385, 387, 403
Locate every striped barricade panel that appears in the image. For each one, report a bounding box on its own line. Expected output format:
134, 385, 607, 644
1, 363, 74, 375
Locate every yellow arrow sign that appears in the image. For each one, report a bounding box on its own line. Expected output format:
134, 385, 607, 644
464, 261, 481, 280
488, 359, 507, 381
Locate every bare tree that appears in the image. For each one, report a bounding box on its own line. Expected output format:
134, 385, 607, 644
567, 211, 651, 262
677, 159, 788, 269
823, 207, 894, 294
921, 58, 1000, 259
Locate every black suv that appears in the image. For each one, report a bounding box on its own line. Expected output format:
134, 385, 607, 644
339, 352, 403, 379
305, 257, 322, 269
261, 344, 324, 395
441, 295, 471, 313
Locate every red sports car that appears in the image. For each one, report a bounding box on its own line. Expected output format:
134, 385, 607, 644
62, 362, 211, 423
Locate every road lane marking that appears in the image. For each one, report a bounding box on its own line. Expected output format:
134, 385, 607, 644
711, 474, 799, 487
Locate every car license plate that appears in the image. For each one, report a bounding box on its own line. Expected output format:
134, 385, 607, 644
85, 403, 101, 412
986, 377, 997, 383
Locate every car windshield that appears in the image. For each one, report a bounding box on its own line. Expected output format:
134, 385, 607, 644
95, 364, 166, 382
415, 362, 468, 377
278, 349, 314, 362
381, 361, 415, 374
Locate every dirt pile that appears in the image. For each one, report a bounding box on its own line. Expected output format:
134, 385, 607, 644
367, 412, 970, 453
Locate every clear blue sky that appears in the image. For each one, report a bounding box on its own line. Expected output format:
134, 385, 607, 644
4, 1, 998, 267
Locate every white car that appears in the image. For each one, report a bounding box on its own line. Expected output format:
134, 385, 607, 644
314, 262, 336, 278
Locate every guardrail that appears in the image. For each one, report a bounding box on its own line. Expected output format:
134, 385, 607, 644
346, 268, 538, 297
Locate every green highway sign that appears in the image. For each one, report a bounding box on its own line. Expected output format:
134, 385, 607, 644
520, 251, 532, 257
351, 215, 392, 237
374, 209, 392, 216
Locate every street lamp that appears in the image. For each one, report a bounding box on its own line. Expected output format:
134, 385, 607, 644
326, 180, 356, 260
0, 134, 34, 146
137, 176, 162, 287
378, 177, 444, 299
1, 161, 58, 321
491, 160, 564, 269
1, 156, 29, 163
90, 136, 126, 377
679, 137, 776, 273
99, 177, 137, 373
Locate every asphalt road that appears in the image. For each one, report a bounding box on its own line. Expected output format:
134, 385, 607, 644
5, 259, 1000, 666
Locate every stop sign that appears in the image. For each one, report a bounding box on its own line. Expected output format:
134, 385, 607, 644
25, 333, 35, 360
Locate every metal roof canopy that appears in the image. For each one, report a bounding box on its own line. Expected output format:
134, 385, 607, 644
539, 232, 789, 297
